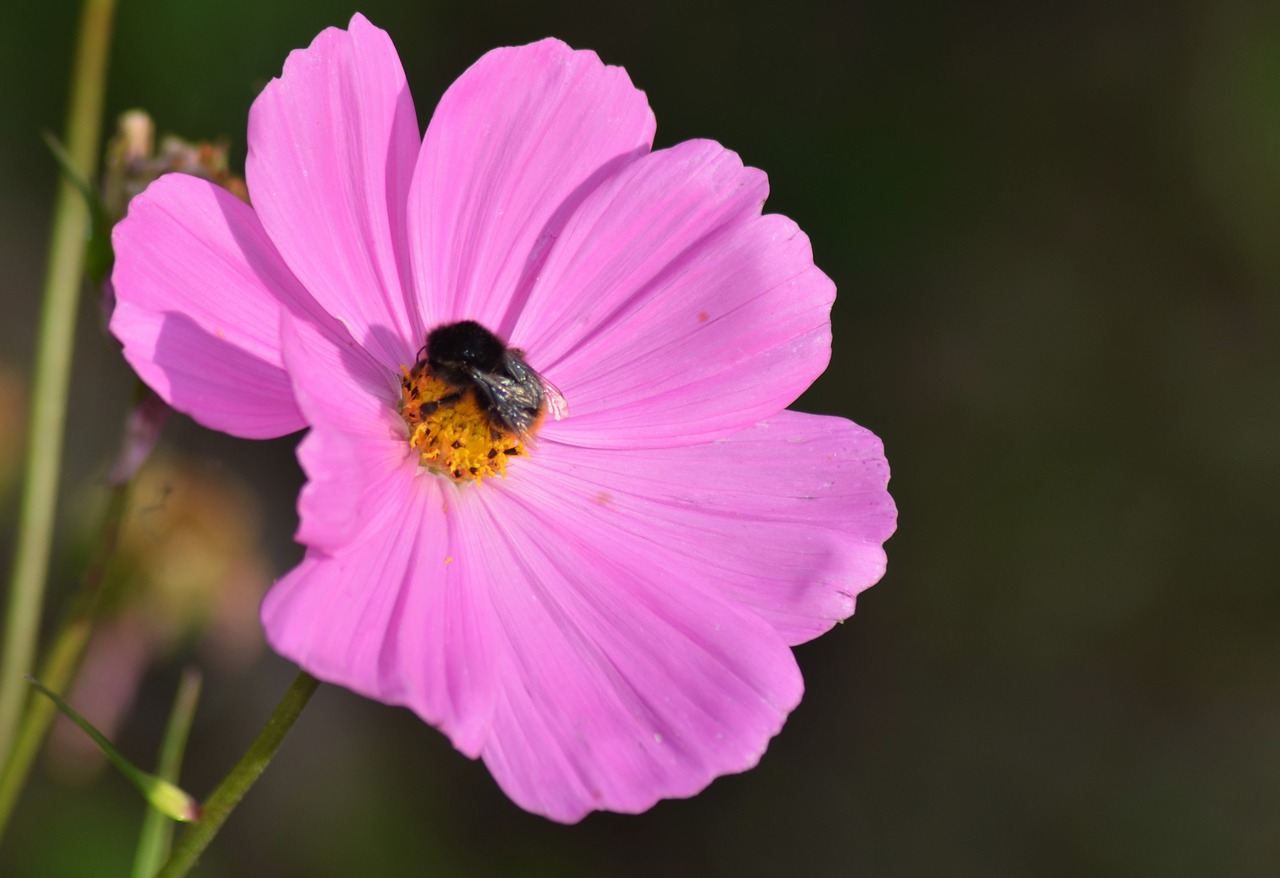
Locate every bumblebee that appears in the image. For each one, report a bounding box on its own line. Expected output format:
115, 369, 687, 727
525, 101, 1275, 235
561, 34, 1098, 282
417, 320, 566, 439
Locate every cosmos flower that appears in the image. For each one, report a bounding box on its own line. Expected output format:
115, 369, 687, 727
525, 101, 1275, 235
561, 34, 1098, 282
110, 14, 896, 822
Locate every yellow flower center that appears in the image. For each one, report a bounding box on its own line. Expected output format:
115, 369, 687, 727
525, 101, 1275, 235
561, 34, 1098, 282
399, 364, 526, 483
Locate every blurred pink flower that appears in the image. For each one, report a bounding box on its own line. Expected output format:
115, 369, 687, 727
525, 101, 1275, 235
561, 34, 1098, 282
110, 14, 896, 821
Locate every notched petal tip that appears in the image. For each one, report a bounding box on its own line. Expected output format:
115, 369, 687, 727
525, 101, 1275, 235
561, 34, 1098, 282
408, 30, 656, 324
247, 9, 421, 370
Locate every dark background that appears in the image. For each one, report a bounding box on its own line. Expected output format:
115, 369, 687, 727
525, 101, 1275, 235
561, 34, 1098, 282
2, 1, 1279, 875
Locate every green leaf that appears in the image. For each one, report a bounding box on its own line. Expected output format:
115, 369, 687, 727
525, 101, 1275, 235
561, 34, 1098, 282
42, 131, 114, 284
26, 676, 201, 823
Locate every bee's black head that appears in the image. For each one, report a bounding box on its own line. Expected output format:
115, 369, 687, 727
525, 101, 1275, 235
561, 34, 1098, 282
426, 320, 507, 380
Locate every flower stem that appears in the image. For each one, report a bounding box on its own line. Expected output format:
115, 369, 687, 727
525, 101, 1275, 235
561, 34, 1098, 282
157, 671, 320, 878
0, 0, 119, 765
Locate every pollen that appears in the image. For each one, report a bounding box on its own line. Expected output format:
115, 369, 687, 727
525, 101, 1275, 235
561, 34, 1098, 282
399, 364, 526, 483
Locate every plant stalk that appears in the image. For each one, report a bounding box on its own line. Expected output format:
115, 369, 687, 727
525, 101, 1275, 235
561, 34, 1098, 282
0, 0, 119, 764
156, 671, 319, 878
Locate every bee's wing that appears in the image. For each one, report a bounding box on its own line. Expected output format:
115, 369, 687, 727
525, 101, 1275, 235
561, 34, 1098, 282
492, 374, 544, 412
507, 354, 568, 422
469, 370, 535, 410
463, 363, 536, 441
542, 378, 569, 422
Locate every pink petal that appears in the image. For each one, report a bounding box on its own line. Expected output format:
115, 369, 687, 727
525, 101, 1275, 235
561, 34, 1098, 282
247, 13, 421, 367
408, 38, 655, 326
260, 483, 500, 757
109, 173, 317, 438
514, 140, 835, 449
524, 411, 896, 645
278, 312, 412, 554
448, 483, 804, 822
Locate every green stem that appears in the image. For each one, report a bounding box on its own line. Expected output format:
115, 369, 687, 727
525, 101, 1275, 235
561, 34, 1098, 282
0, 0, 119, 764
157, 672, 320, 878
0, 479, 131, 841
133, 669, 204, 878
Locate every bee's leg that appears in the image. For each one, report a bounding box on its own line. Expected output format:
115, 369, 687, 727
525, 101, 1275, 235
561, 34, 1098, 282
419, 391, 464, 418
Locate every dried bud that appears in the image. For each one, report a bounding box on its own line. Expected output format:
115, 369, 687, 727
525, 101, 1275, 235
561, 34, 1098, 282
102, 109, 249, 222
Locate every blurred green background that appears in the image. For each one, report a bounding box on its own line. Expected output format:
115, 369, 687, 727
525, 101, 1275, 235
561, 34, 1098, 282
3, 0, 1279, 875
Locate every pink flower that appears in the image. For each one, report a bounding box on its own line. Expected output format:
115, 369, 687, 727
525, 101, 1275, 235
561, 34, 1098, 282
110, 14, 896, 822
